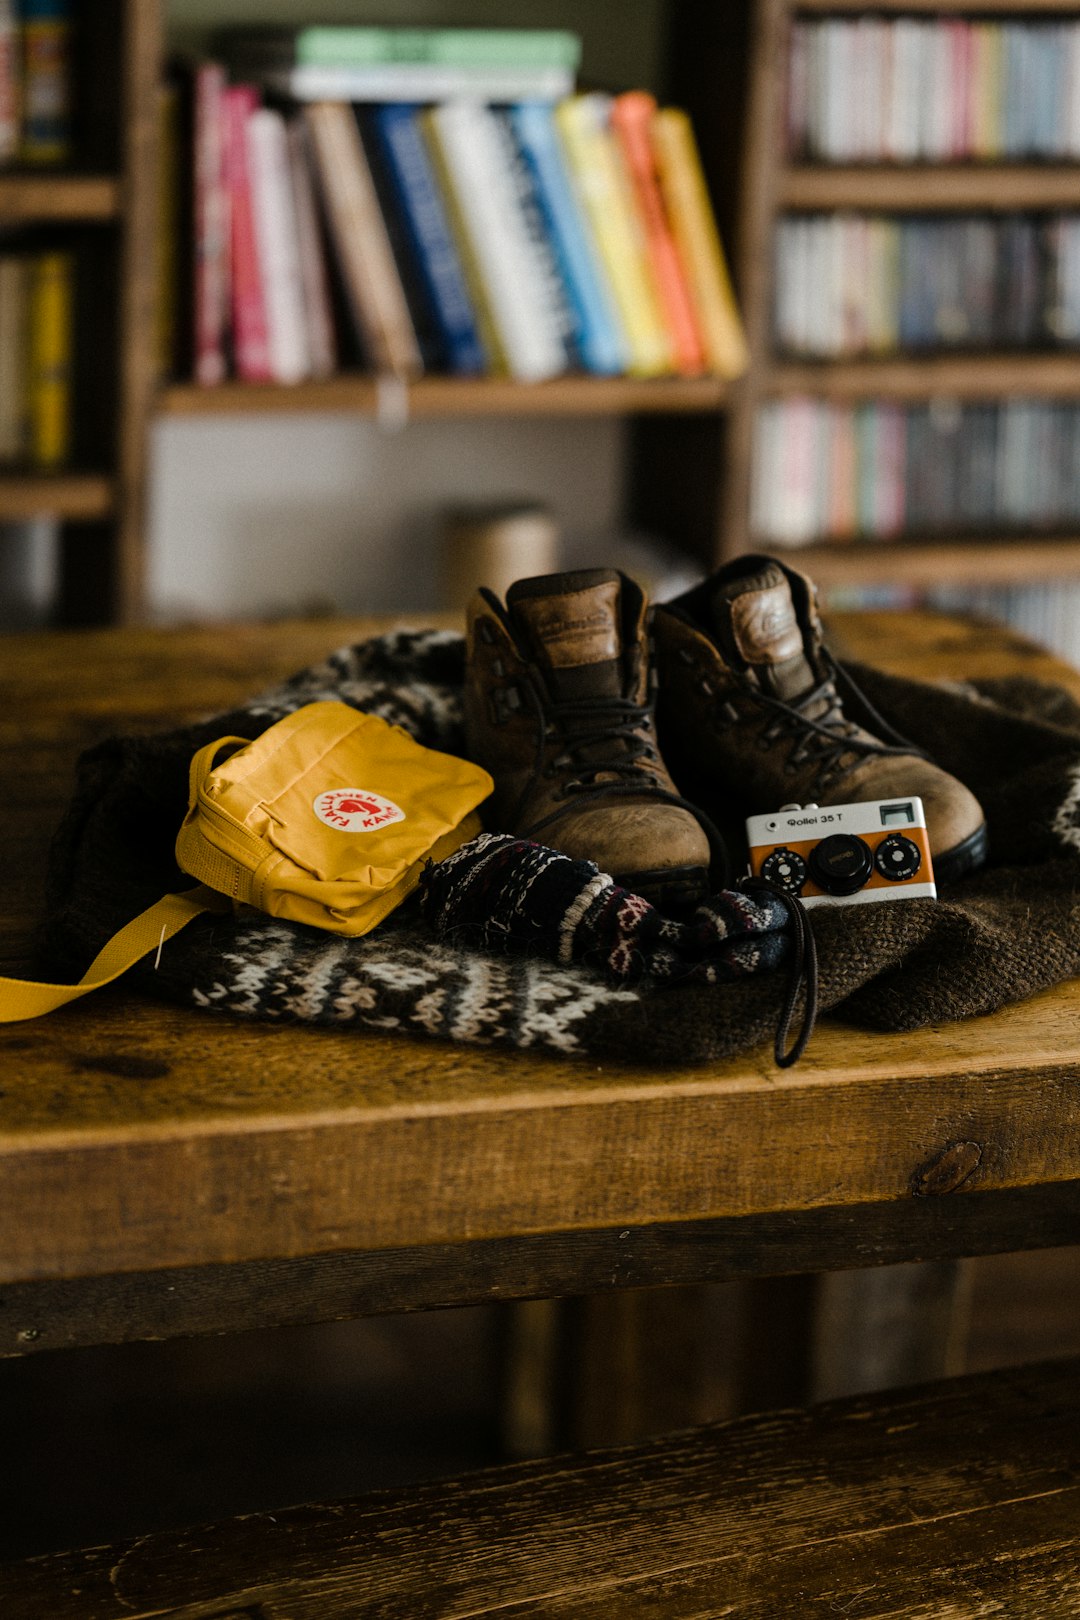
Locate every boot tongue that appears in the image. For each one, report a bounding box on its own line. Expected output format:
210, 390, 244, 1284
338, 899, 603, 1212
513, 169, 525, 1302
710, 561, 818, 703
506, 569, 625, 699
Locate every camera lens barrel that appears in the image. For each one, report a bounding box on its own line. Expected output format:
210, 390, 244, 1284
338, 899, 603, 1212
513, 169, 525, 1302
807, 833, 873, 895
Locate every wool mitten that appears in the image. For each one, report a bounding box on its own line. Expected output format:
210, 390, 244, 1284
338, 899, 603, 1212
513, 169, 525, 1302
419, 832, 792, 986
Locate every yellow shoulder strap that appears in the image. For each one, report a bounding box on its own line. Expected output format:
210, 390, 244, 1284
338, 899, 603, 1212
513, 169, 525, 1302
0, 885, 221, 1023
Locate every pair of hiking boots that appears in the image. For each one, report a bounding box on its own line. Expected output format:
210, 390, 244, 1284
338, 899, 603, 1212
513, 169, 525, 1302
464, 554, 987, 906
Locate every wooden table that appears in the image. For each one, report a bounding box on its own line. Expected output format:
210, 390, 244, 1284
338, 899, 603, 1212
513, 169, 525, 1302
2, 611, 1080, 1364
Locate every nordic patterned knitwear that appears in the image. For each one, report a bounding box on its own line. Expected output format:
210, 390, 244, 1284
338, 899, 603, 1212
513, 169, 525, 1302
36, 629, 1080, 1067
419, 832, 792, 985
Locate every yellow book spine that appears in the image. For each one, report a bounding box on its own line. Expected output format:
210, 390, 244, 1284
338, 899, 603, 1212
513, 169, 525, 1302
652, 108, 748, 380
419, 107, 505, 376
28, 250, 72, 468
555, 95, 672, 378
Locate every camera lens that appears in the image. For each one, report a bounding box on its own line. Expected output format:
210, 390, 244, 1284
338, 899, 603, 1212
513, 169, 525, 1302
874, 833, 922, 882
808, 833, 873, 896
761, 847, 806, 894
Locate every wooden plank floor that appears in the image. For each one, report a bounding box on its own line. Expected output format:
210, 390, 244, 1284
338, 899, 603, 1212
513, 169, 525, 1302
6, 1356, 1080, 1619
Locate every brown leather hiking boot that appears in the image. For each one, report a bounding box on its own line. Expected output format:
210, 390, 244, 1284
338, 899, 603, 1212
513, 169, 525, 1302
653, 555, 988, 887
464, 568, 715, 905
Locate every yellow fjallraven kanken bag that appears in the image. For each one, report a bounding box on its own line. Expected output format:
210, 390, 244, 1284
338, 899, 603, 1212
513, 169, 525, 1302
0, 701, 493, 1022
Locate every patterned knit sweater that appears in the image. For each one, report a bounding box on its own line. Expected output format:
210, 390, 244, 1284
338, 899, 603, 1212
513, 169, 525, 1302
40, 629, 1080, 1067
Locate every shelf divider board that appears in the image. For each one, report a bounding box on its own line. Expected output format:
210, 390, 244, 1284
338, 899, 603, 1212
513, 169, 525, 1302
0, 475, 114, 522
779, 539, 1080, 589
0, 174, 121, 221
156, 375, 729, 419
795, 0, 1080, 10
769, 354, 1080, 402
780, 165, 1080, 213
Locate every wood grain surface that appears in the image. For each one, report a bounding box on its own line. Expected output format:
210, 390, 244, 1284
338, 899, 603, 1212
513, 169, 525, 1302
2, 612, 1079, 1292
6, 1355, 1080, 1619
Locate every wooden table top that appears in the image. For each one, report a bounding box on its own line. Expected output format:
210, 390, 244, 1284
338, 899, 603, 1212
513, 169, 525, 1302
2, 610, 1080, 1344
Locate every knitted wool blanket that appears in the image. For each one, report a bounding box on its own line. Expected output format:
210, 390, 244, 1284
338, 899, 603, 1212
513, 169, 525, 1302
41, 629, 1080, 1067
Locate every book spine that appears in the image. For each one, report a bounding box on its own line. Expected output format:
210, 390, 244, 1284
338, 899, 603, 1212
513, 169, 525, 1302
261, 64, 574, 103
424, 100, 566, 382
555, 94, 672, 377
303, 101, 422, 377
651, 107, 748, 379
371, 103, 486, 375
193, 62, 230, 387
154, 83, 181, 380
285, 119, 337, 380
489, 108, 577, 371
19, 0, 69, 164
0, 255, 27, 460
292, 26, 581, 71
246, 106, 311, 383
356, 105, 449, 373
508, 101, 626, 376
610, 91, 705, 377
0, 0, 17, 165
222, 85, 272, 383
27, 249, 72, 468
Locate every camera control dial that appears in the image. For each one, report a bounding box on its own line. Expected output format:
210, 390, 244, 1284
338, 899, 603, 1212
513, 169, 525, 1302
760, 847, 806, 895
874, 833, 922, 882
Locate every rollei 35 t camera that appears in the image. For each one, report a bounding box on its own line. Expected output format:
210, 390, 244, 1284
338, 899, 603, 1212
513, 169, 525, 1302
745, 798, 937, 908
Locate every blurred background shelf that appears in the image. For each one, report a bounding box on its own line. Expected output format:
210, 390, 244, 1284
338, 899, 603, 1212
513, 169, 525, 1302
0, 175, 122, 222
773, 537, 1080, 589
0, 475, 114, 523
767, 355, 1080, 402
157, 376, 730, 419
779, 166, 1080, 213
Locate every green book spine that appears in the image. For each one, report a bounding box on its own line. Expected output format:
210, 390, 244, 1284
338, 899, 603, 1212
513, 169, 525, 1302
295, 28, 581, 71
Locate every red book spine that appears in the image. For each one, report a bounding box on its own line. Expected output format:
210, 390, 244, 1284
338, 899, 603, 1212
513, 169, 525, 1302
610, 91, 705, 377
193, 62, 229, 386
223, 84, 271, 382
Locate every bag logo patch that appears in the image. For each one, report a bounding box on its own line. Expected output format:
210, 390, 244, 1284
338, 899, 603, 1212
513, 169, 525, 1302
314, 788, 405, 833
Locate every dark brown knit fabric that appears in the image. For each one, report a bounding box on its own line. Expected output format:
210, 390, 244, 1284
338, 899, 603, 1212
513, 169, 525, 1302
34, 631, 1080, 1066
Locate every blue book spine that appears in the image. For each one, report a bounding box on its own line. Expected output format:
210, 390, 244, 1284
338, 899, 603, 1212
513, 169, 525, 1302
371, 103, 487, 375
509, 101, 626, 376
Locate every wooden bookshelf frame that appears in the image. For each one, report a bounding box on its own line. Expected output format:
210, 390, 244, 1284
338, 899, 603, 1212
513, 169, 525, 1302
0, 175, 121, 221
0, 0, 161, 625
718, 0, 1080, 587
159, 375, 729, 419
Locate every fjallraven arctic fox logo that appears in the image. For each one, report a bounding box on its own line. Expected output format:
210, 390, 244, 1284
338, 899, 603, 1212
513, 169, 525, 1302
314, 788, 405, 832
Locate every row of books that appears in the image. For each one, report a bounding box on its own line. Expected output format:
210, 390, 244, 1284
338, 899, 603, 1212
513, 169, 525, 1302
774, 214, 1080, 357
0, 0, 69, 166
0, 248, 71, 467
787, 18, 1080, 163
752, 399, 1080, 545
177, 68, 747, 385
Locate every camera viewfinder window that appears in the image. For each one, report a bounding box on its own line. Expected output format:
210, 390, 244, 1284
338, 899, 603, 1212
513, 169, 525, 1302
880, 803, 915, 825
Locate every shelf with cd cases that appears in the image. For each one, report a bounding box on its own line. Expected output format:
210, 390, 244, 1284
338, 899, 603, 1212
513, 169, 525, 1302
0, 0, 159, 625
716, 0, 1080, 586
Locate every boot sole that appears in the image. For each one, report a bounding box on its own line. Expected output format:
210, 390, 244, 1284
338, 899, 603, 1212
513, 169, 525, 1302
614, 864, 710, 910
934, 822, 989, 888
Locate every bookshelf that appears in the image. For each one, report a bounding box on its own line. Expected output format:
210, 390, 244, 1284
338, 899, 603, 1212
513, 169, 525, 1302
718, 0, 1080, 588
0, 0, 160, 625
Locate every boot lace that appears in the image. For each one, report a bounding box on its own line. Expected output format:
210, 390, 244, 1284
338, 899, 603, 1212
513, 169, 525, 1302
515, 672, 730, 882
742, 651, 927, 793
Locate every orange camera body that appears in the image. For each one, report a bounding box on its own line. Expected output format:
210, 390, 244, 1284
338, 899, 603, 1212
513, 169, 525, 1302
746, 797, 936, 909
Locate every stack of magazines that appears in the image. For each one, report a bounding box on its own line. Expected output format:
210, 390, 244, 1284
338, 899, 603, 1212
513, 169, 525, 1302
165, 26, 747, 386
